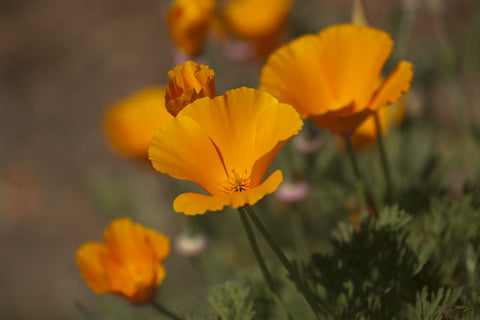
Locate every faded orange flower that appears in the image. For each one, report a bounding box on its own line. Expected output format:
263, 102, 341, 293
165, 61, 217, 116
223, 0, 292, 57
76, 218, 170, 304
104, 87, 173, 159
166, 0, 216, 57
149, 87, 303, 215
260, 23, 413, 136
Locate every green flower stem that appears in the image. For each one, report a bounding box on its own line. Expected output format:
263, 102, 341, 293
151, 301, 183, 320
244, 205, 320, 318
373, 111, 395, 204
343, 136, 378, 217
238, 207, 294, 320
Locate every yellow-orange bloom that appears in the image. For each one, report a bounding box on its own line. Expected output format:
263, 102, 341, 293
260, 23, 413, 136
223, 0, 292, 57
104, 87, 173, 159
165, 61, 217, 116
76, 218, 170, 304
149, 87, 303, 215
166, 0, 216, 57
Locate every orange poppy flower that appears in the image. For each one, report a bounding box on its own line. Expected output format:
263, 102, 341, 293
149, 87, 303, 215
223, 0, 292, 57
165, 61, 217, 116
166, 0, 216, 57
104, 87, 173, 159
260, 23, 413, 136
76, 218, 170, 304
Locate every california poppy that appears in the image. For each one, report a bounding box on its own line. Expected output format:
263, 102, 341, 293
166, 0, 216, 57
260, 23, 413, 136
165, 61, 217, 116
76, 218, 170, 304
149, 87, 303, 215
223, 0, 292, 58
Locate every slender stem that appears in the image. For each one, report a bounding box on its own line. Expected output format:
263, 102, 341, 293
373, 112, 395, 204
343, 136, 378, 217
151, 301, 183, 320
244, 205, 320, 317
238, 208, 294, 320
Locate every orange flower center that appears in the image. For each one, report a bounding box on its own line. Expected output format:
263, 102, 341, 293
225, 170, 251, 193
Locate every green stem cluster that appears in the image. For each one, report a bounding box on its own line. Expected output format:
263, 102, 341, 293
243, 205, 320, 318
344, 136, 378, 216
373, 112, 396, 204
238, 207, 293, 320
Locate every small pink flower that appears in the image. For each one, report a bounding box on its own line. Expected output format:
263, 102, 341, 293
275, 180, 310, 204
291, 131, 324, 154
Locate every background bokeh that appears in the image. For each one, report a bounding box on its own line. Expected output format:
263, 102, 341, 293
0, 0, 479, 318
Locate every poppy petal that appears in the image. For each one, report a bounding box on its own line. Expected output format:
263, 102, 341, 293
173, 170, 283, 215
369, 60, 413, 111
315, 24, 393, 111
149, 115, 228, 195
260, 34, 336, 117
75, 242, 110, 293
145, 229, 171, 261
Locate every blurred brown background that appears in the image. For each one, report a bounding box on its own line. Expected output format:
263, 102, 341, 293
0, 0, 478, 318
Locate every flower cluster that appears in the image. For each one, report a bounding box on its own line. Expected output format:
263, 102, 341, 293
78, 1, 431, 318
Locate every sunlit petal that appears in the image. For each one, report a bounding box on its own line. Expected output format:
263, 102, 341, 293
173, 170, 283, 215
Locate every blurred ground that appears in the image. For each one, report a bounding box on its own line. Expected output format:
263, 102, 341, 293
0, 0, 174, 318
0, 0, 478, 319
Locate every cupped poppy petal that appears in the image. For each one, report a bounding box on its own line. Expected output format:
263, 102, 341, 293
178, 88, 302, 177
369, 60, 413, 111
173, 170, 283, 215
103, 219, 156, 266
76, 242, 110, 293
260, 34, 335, 117
314, 24, 393, 111
144, 229, 171, 261
149, 115, 228, 195
103, 219, 158, 297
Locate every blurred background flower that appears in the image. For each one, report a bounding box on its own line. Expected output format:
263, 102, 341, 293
76, 218, 170, 304
166, 0, 217, 58
222, 0, 292, 59
104, 87, 173, 159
